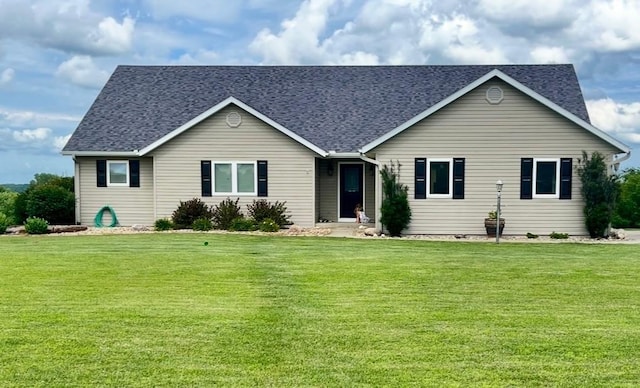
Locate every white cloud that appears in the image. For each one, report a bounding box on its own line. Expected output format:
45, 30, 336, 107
86, 16, 136, 55
0, 1, 135, 56
53, 134, 71, 151
0, 68, 15, 85
587, 98, 640, 144
176, 49, 219, 64
12, 127, 51, 142
530, 46, 571, 64
0, 108, 80, 127
249, 0, 341, 64
55, 55, 110, 88
571, 0, 640, 52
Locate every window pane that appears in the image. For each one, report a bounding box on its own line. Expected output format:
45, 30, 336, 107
109, 162, 127, 184
214, 164, 232, 193
536, 161, 557, 194
237, 163, 255, 193
430, 161, 450, 195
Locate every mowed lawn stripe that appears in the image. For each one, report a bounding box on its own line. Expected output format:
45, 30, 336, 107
1, 234, 639, 386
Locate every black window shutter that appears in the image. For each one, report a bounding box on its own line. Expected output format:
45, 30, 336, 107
257, 160, 268, 197
97, 160, 107, 187
201, 161, 212, 197
129, 160, 140, 187
521, 158, 533, 199
559, 158, 572, 199
453, 158, 465, 199
415, 158, 426, 199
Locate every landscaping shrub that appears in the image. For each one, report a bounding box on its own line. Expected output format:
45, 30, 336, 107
246, 199, 291, 227
154, 218, 174, 231
229, 217, 256, 231
0, 212, 9, 234
577, 151, 619, 238
549, 231, 569, 239
172, 198, 213, 229
24, 217, 49, 235
212, 197, 242, 230
259, 218, 280, 232
192, 217, 213, 231
379, 160, 411, 236
25, 184, 75, 225
13, 174, 75, 224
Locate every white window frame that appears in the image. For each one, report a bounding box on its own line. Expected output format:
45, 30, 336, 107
107, 160, 129, 187
212, 161, 257, 195
533, 158, 560, 199
427, 158, 453, 198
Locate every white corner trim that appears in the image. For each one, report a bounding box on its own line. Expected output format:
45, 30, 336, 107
359, 69, 631, 154
137, 96, 328, 157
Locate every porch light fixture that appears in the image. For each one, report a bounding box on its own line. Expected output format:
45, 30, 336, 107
327, 162, 334, 176
496, 179, 503, 244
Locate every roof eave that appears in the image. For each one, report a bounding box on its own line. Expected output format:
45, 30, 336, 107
61, 150, 139, 157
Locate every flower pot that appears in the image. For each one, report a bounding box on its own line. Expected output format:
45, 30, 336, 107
484, 218, 505, 237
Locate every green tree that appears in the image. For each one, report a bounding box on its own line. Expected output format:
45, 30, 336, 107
613, 168, 640, 228
0, 190, 19, 225
14, 174, 75, 225
576, 151, 620, 238
379, 160, 411, 236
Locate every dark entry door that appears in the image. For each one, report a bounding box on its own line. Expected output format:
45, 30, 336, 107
339, 164, 363, 219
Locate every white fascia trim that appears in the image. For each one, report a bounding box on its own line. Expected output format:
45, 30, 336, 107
138, 96, 327, 157
359, 69, 631, 154
61, 151, 139, 157
326, 152, 361, 158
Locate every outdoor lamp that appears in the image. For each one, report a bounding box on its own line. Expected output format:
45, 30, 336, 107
496, 179, 503, 243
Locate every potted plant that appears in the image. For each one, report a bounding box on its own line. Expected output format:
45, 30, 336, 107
484, 210, 505, 237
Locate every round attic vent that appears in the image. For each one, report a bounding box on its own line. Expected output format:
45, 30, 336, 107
486, 86, 504, 104
226, 111, 242, 127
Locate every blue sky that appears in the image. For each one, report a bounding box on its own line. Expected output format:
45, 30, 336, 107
0, 0, 639, 183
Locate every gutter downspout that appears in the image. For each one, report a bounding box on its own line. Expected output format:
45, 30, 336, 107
612, 151, 631, 173
359, 154, 382, 233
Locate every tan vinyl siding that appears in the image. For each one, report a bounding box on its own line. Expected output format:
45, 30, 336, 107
150, 106, 317, 227
373, 80, 620, 235
76, 157, 154, 226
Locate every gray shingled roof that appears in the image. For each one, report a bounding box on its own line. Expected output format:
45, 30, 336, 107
63, 64, 590, 154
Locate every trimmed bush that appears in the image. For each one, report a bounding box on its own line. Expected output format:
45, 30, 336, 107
379, 161, 411, 237
577, 151, 619, 238
0, 213, 9, 234
259, 218, 280, 232
154, 218, 174, 231
229, 217, 256, 232
172, 198, 213, 229
246, 199, 291, 227
192, 217, 213, 231
549, 231, 569, 239
212, 198, 242, 230
24, 217, 49, 235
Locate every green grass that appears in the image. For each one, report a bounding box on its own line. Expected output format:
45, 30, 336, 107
1, 234, 640, 387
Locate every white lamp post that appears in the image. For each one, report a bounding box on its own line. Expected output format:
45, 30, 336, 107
496, 180, 503, 244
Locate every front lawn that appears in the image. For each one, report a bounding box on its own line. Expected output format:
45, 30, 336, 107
1, 234, 639, 386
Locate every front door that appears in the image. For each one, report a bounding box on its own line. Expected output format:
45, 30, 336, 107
339, 163, 364, 220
